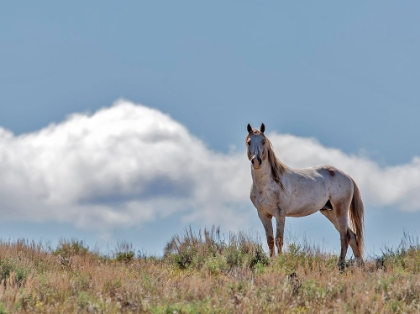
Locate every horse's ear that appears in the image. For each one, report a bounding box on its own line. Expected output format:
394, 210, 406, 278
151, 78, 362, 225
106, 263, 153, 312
247, 124, 253, 133
260, 123, 265, 133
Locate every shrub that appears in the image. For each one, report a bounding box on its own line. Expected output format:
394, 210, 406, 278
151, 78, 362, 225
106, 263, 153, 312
113, 241, 135, 263
116, 251, 135, 263
53, 238, 90, 258
164, 226, 269, 270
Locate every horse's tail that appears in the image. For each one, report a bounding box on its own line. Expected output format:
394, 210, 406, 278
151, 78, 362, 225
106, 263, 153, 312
350, 178, 364, 257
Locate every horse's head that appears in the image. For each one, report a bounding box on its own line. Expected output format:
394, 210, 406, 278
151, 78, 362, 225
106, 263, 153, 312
246, 123, 267, 170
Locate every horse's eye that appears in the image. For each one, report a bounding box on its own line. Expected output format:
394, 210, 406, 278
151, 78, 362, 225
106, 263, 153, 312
262, 140, 266, 145
247, 140, 251, 145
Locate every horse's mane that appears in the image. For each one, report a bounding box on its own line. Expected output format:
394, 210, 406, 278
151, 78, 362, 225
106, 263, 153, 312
246, 131, 287, 190
265, 136, 287, 190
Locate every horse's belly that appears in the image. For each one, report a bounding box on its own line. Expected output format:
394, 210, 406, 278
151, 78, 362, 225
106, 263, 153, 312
286, 207, 319, 217
285, 199, 327, 217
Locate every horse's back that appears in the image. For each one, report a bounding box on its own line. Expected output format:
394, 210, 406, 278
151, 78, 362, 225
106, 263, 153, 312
314, 165, 354, 202
289, 165, 354, 202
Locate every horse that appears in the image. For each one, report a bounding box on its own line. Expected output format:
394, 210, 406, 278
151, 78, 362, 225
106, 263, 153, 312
246, 123, 364, 269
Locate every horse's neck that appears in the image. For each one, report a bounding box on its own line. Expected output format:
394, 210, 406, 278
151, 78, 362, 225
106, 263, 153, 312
251, 160, 274, 187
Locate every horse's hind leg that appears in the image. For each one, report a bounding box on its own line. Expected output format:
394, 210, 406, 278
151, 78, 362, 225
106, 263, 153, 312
320, 209, 363, 265
346, 229, 363, 266
319, 208, 347, 268
320, 205, 351, 270
335, 208, 350, 270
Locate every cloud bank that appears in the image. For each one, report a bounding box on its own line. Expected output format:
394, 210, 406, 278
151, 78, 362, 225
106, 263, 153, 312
0, 100, 419, 231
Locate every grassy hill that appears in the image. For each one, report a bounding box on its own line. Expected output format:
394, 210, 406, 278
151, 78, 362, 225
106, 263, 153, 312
0, 227, 419, 313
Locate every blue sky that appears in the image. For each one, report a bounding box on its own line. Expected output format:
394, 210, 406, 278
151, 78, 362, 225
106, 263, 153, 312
1, 1, 419, 256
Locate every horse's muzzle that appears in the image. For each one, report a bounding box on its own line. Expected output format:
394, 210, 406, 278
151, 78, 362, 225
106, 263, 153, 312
251, 155, 262, 168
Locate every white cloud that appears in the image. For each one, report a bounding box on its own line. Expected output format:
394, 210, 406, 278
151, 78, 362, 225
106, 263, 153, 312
0, 100, 250, 230
0, 100, 419, 233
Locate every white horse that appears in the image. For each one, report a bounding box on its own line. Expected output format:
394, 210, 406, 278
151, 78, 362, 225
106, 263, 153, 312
246, 123, 364, 269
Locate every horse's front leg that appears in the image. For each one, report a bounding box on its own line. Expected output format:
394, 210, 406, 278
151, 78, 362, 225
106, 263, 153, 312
275, 210, 286, 255
258, 211, 275, 257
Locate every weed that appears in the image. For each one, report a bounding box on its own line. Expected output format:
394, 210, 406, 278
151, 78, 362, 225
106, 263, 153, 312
0, 303, 7, 314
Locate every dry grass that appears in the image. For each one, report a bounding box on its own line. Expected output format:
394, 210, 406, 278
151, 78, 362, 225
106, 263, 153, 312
0, 229, 419, 313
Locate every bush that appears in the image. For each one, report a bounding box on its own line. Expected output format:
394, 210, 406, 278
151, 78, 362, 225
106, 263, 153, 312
164, 226, 269, 270
116, 251, 135, 263
53, 239, 90, 258
113, 241, 136, 263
